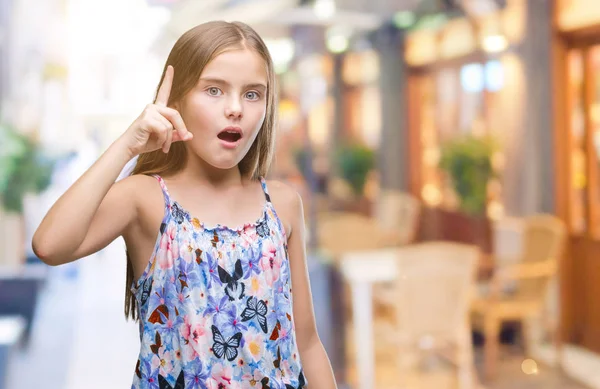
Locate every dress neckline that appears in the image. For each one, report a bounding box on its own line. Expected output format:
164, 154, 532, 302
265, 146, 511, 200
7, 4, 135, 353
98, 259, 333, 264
157, 175, 271, 233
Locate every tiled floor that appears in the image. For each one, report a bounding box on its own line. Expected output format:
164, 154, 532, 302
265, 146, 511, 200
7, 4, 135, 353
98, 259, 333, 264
4, 242, 592, 389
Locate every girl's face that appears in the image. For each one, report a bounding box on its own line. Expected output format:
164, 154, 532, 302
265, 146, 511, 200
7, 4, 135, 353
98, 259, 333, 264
176, 49, 268, 171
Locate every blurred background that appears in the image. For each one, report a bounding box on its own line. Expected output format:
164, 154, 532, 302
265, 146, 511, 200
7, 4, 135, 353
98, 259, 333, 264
0, 0, 599, 388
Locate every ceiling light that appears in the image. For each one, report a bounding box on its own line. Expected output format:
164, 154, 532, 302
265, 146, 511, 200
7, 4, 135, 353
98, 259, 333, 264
326, 26, 351, 54
314, 0, 335, 20
482, 34, 508, 53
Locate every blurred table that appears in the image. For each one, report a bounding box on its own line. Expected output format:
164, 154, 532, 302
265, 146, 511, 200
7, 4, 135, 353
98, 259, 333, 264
339, 244, 492, 389
339, 248, 398, 389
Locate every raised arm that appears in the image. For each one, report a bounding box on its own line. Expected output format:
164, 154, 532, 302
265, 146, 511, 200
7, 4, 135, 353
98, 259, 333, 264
32, 65, 192, 265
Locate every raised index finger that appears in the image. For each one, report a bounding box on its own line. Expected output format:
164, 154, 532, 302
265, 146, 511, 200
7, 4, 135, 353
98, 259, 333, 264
155, 65, 174, 107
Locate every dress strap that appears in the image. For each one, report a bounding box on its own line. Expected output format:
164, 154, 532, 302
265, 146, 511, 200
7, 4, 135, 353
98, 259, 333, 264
151, 174, 172, 207
259, 177, 271, 203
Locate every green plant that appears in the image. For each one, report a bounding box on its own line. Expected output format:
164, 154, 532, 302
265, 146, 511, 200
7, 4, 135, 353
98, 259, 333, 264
335, 144, 375, 196
0, 123, 55, 213
439, 134, 498, 216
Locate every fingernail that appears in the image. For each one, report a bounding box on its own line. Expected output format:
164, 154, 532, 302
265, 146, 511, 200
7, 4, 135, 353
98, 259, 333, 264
185, 133, 193, 140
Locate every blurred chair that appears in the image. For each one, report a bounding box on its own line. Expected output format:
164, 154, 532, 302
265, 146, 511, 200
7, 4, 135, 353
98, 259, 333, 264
371, 190, 422, 318
373, 189, 421, 246
491, 217, 525, 266
316, 211, 399, 332
381, 242, 480, 389
471, 214, 567, 380
316, 212, 399, 259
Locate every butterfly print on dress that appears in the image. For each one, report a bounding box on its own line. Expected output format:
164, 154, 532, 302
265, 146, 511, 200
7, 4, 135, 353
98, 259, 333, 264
218, 259, 246, 301
241, 296, 269, 333
211, 325, 242, 361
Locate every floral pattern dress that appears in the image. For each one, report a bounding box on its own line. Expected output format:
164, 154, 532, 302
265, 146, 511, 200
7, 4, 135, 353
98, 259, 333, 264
130, 175, 306, 389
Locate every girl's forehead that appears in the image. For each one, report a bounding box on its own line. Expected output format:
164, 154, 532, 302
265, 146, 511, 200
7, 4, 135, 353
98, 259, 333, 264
201, 49, 268, 81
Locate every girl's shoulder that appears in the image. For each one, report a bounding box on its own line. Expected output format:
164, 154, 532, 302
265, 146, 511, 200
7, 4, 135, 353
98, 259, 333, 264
263, 179, 300, 204
120, 173, 167, 220
119, 174, 164, 199
263, 179, 304, 235
112, 174, 161, 203
120, 174, 168, 242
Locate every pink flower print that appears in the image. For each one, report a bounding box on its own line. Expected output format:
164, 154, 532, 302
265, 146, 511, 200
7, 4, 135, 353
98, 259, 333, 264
236, 358, 246, 370
245, 329, 264, 362
261, 240, 279, 264
181, 339, 198, 361
260, 241, 280, 286
279, 359, 294, 382
206, 379, 241, 389
176, 289, 187, 304
211, 364, 234, 387
240, 224, 258, 248
180, 316, 194, 341
179, 238, 194, 263
248, 276, 266, 297
180, 315, 209, 359
242, 370, 265, 389
158, 224, 178, 270
151, 346, 174, 376
217, 251, 227, 268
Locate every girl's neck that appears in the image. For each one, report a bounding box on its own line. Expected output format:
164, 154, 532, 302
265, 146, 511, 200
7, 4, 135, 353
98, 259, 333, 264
174, 152, 246, 189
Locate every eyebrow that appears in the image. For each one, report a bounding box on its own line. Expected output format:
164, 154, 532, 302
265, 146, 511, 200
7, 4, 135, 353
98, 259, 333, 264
199, 77, 267, 91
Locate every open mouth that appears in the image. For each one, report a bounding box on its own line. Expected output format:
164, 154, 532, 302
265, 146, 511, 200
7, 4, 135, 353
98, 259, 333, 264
217, 129, 242, 143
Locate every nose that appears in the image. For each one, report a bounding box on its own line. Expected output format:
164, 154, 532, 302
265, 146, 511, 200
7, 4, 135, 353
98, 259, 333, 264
225, 96, 242, 119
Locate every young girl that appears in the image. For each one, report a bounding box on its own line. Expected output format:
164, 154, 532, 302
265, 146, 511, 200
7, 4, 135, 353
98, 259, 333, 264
33, 21, 336, 389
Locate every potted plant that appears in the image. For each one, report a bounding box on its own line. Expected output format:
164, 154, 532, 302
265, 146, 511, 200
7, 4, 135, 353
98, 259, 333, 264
0, 122, 55, 268
336, 144, 375, 196
331, 144, 375, 214
439, 134, 498, 216
434, 134, 498, 253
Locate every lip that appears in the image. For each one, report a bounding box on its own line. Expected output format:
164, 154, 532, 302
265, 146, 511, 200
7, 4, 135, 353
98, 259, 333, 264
218, 126, 243, 149
219, 126, 243, 136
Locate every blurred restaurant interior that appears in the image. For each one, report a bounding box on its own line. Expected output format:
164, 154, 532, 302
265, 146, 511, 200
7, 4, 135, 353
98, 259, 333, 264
1, 0, 600, 388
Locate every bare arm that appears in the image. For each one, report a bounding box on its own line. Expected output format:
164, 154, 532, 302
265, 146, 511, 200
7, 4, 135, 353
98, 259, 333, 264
285, 188, 337, 389
32, 65, 191, 266
32, 140, 136, 265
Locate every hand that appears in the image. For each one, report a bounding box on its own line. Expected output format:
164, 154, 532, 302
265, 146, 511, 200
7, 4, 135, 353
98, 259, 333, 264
120, 65, 193, 157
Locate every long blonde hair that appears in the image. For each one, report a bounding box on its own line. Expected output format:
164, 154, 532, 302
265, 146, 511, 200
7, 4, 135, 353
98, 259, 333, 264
124, 21, 278, 321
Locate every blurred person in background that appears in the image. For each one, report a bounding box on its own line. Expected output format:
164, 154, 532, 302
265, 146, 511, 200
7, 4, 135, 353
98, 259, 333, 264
31, 20, 336, 389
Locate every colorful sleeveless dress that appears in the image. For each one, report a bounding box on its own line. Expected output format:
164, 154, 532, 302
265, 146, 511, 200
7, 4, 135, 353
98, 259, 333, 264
130, 175, 307, 389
